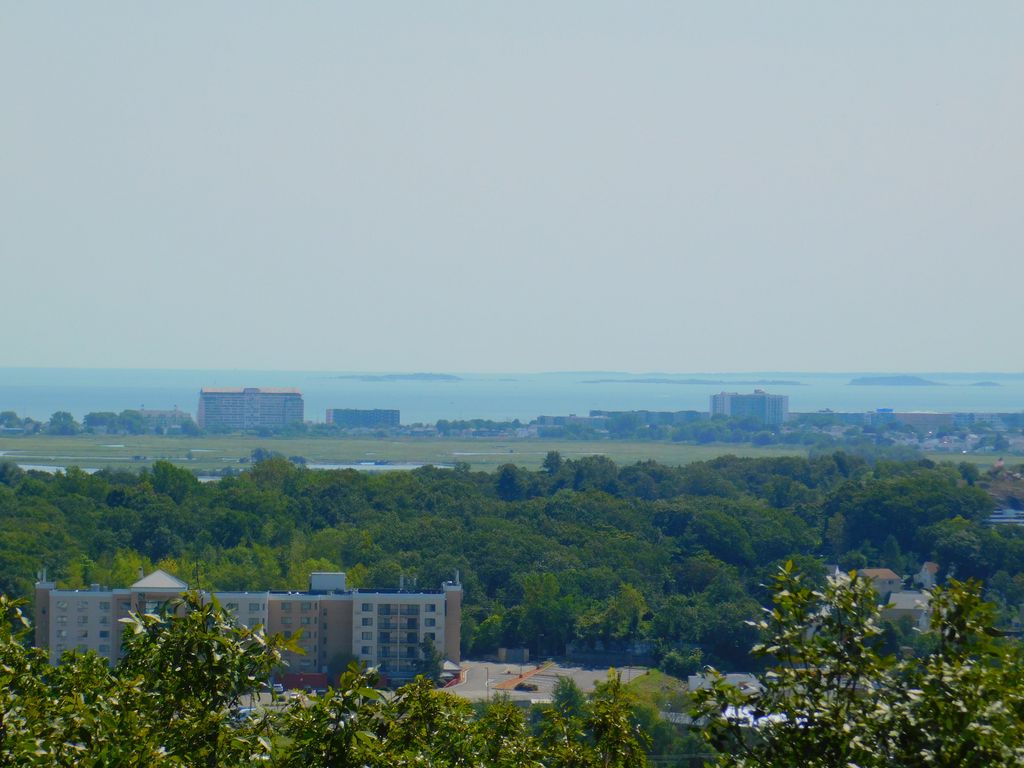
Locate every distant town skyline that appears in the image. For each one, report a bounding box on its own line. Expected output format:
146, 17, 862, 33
2, 3, 1022, 373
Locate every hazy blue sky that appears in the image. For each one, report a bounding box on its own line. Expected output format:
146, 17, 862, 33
2, 3, 1021, 373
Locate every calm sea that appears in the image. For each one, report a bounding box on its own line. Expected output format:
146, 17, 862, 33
0, 369, 1021, 424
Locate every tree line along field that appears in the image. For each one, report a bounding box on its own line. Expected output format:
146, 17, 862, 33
0, 433, 1003, 473
0, 433, 807, 472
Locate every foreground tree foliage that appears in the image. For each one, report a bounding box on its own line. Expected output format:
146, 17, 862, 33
0, 593, 648, 767
1, 592, 289, 766
694, 564, 1024, 767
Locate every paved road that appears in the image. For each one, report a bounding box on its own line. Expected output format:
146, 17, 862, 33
449, 661, 647, 702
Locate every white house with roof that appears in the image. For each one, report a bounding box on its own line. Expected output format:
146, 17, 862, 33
913, 562, 940, 590
882, 590, 931, 631
860, 568, 903, 601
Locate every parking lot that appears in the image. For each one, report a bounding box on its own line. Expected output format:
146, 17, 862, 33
449, 660, 647, 703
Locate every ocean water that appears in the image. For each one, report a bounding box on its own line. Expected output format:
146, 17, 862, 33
0, 368, 1021, 424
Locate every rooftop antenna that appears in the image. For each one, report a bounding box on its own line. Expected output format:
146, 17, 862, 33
454, 569, 461, 585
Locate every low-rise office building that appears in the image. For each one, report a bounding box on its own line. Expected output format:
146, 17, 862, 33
326, 408, 401, 429
35, 570, 462, 684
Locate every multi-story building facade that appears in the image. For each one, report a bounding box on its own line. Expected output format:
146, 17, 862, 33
35, 570, 462, 684
325, 409, 401, 429
710, 390, 789, 426
197, 387, 304, 430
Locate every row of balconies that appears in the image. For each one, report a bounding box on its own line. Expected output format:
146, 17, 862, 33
376, 605, 422, 616
375, 618, 419, 630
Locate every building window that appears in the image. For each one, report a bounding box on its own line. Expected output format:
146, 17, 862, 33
56, 600, 68, 610
77, 629, 88, 639
56, 615, 67, 626
361, 617, 373, 627
99, 601, 111, 611
424, 618, 436, 627
379, 632, 391, 644
98, 644, 110, 654
99, 630, 110, 639
99, 615, 109, 625
78, 601, 89, 611
281, 617, 292, 626
281, 603, 292, 612
361, 603, 371, 612
300, 602, 312, 612
56, 629, 68, 638
362, 631, 372, 641
77, 615, 89, 625
360, 646, 371, 655
424, 632, 435, 641
301, 617, 312, 625
225, 602, 239, 612
249, 602, 263, 612
425, 604, 436, 613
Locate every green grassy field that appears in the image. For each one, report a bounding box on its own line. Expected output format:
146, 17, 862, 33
0, 434, 1004, 474
624, 668, 692, 712
0, 434, 807, 473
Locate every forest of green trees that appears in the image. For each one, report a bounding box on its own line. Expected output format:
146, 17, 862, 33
2, 451, 1020, 674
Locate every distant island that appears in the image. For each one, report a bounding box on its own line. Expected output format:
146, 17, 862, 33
582, 378, 802, 386
971, 381, 1002, 387
332, 373, 462, 383
849, 376, 944, 386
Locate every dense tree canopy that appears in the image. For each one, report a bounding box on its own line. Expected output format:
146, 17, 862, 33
0, 452, 1017, 670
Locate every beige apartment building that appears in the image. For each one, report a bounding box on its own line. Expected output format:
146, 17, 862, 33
35, 570, 462, 683
196, 387, 304, 430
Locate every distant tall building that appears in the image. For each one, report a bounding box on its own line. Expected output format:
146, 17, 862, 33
197, 387, 304, 430
326, 408, 401, 429
710, 390, 789, 426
